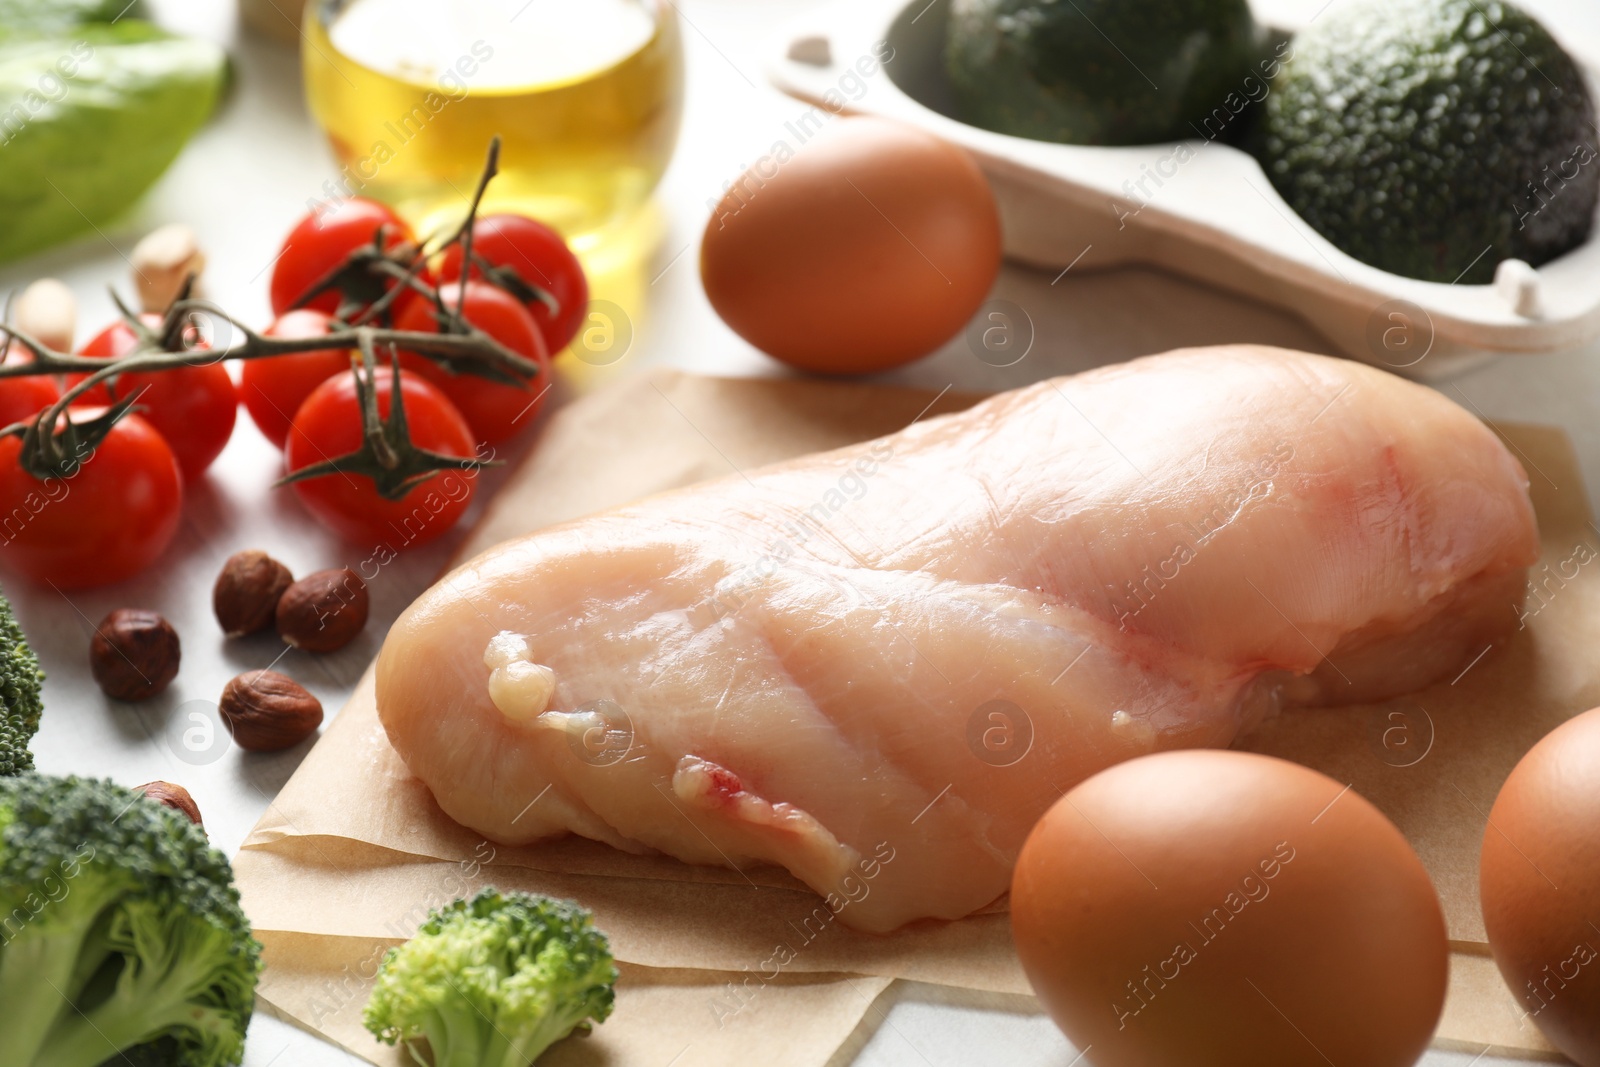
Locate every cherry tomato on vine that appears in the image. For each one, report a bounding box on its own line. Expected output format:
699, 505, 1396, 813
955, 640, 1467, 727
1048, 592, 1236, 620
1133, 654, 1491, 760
270, 198, 414, 316
0, 408, 182, 589
284, 369, 477, 547
241, 310, 354, 448
437, 214, 588, 353
395, 281, 552, 445
73, 317, 237, 483
0, 345, 61, 426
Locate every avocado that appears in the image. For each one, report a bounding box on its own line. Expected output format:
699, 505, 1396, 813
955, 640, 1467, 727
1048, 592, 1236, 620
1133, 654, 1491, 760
945, 0, 1267, 146
1257, 0, 1598, 285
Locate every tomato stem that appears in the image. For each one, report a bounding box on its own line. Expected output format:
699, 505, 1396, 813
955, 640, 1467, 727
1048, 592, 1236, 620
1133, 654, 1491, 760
0, 136, 525, 491
275, 340, 497, 502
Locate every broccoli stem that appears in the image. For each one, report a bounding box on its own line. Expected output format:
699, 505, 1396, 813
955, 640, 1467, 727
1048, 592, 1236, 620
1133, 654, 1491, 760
429, 1005, 496, 1067
407, 1005, 504, 1067
502, 1009, 591, 1067
0, 926, 103, 1064
32, 991, 234, 1067
409, 1005, 588, 1067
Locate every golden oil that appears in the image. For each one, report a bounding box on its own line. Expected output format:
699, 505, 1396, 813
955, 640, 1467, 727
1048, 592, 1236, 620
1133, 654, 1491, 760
302, 0, 683, 255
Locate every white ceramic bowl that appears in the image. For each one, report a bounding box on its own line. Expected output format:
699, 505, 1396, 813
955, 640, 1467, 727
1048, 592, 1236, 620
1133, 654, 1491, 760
767, 0, 1600, 377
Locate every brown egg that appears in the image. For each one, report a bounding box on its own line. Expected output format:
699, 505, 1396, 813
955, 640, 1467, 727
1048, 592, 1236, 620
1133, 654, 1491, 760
1011, 751, 1448, 1067
700, 116, 1001, 375
1481, 706, 1600, 1065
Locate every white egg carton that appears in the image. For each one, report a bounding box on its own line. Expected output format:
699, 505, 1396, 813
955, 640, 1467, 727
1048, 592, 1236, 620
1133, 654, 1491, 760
766, 0, 1600, 378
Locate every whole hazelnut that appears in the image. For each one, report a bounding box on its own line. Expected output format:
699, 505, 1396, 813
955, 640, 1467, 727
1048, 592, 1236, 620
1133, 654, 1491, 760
213, 549, 293, 637
134, 780, 204, 828
90, 609, 180, 701
219, 670, 324, 751
276, 568, 368, 653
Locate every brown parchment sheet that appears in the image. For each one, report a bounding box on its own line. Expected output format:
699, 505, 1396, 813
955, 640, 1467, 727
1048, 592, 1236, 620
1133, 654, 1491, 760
238, 369, 1600, 1062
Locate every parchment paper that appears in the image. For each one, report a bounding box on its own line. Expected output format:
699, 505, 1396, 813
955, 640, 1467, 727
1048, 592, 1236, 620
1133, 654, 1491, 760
238, 369, 1600, 1062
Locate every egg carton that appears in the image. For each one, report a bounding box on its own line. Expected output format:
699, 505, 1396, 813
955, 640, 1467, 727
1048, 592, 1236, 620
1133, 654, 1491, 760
766, 0, 1600, 379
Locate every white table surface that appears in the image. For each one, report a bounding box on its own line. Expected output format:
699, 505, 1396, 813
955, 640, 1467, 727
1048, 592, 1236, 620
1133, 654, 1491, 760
4, 0, 1597, 1063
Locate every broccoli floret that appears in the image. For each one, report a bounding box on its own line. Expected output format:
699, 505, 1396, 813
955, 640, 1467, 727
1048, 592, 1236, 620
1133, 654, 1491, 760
0, 773, 261, 1067
0, 586, 44, 777
365, 887, 618, 1067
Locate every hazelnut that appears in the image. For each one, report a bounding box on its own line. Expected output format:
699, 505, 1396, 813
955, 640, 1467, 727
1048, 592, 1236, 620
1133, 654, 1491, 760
213, 549, 293, 637
276, 568, 368, 653
134, 780, 204, 828
219, 670, 323, 751
90, 609, 180, 701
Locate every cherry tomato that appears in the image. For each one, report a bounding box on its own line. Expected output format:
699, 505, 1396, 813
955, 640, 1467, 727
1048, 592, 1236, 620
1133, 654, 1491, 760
285, 369, 478, 547
241, 310, 353, 448
270, 198, 413, 316
437, 214, 588, 353
73, 318, 237, 483
0, 408, 182, 589
395, 281, 552, 445
0, 345, 61, 426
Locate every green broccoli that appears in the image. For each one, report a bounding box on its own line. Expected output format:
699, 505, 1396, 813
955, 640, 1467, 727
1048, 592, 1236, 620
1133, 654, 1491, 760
365, 887, 619, 1067
0, 773, 261, 1067
0, 586, 44, 777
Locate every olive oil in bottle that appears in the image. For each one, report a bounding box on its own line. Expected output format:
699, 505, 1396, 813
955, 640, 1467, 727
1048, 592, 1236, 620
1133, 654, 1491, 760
303, 0, 684, 252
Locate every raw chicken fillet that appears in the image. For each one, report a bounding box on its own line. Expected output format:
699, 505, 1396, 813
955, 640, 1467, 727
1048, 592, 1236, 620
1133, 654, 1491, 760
376, 346, 1538, 931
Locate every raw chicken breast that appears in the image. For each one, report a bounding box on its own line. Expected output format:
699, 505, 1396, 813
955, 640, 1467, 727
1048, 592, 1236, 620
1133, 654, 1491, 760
376, 346, 1538, 932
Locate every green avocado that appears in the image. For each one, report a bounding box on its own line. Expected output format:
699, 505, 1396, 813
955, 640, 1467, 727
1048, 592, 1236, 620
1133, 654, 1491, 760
945, 0, 1268, 145
1256, 0, 1598, 284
